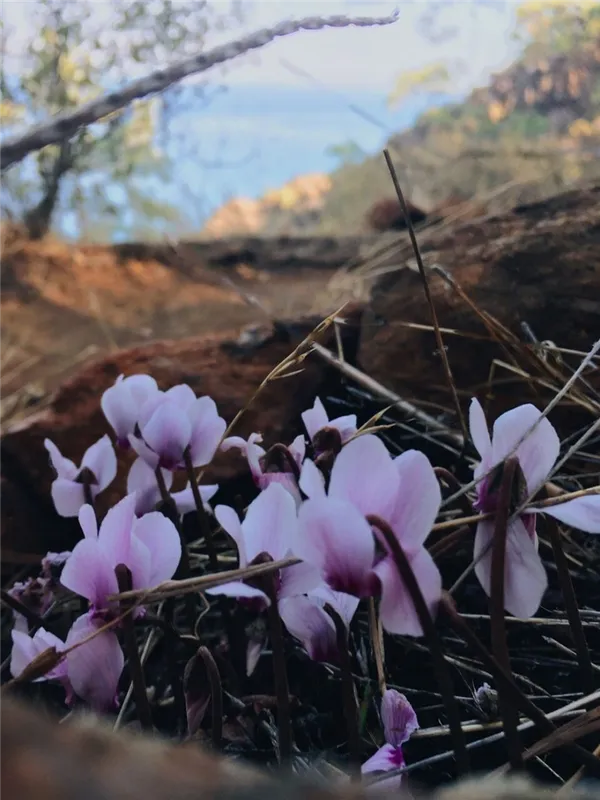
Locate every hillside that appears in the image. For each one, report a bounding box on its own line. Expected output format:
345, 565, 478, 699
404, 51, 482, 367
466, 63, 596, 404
200, 15, 600, 236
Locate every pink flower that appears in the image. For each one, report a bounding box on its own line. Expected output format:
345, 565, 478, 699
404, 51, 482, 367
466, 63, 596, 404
362, 690, 418, 789
10, 617, 124, 711
129, 384, 226, 471
44, 435, 117, 517
101, 374, 159, 448
10, 627, 68, 685
60, 493, 181, 617
205, 483, 320, 609
296, 435, 442, 634
221, 433, 305, 505
469, 399, 600, 618
301, 397, 357, 447
278, 585, 359, 664
126, 456, 218, 517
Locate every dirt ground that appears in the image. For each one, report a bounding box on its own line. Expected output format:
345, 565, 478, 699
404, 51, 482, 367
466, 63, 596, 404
1, 226, 357, 429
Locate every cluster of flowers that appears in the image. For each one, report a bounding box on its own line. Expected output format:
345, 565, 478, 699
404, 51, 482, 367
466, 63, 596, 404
9, 373, 600, 777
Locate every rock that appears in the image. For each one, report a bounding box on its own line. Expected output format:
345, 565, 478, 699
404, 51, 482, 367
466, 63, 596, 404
1, 311, 362, 566
364, 197, 428, 233
358, 184, 600, 428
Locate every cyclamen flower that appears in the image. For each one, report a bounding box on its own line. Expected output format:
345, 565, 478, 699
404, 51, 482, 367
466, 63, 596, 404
362, 690, 419, 789
129, 384, 226, 471
44, 435, 117, 517
101, 374, 159, 448
296, 435, 442, 636
60, 493, 181, 618
278, 585, 359, 665
301, 396, 357, 449
469, 399, 600, 618
10, 616, 124, 711
126, 456, 218, 517
205, 483, 320, 609
222, 433, 305, 505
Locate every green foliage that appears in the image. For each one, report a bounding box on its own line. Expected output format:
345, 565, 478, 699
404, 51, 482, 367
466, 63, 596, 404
314, 2, 600, 234
0, 0, 242, 240
388, 63, 451, 109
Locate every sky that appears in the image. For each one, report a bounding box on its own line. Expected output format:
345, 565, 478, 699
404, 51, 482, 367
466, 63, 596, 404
1, 0, 523, 237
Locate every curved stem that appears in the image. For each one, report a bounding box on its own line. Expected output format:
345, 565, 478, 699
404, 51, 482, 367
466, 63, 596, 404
183, 449, 218, 572
490, 457, 523, 768
264, 576, 292, 762
367, 514, 469, 776
324, 603, 361, 771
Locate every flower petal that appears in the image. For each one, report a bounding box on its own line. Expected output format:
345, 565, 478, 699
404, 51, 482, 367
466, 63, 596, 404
474, 517, 548, 619
298, 458, 326, 499
51, 478, 85, 518
97, 494, 137, 568
44, 439, 77, 479
66, 613, 124, 711
278, 557, 322, 599
389, 450, 441, 552
101, 375, 156, 445
215, 504, 246, 566
302, 397, 329, 441
128, 434, 160, 470
133, 512, 181, 585
288, 434, 306, 467
188, 396, 227, 467
205, 581, 270, 606
375, 548, 442, 637
165, 383, 197, 410
469, 398, 492, 460
141, 401, 192, 469
330, 413, 358, 443
533, 495, 600, 533
60, 538, 118, 607
329, 434, 399, 521
171, 483, 219, 516
381, 689, 419, 747
361, 743, 404, 775
278, 595, 337, 663
78, 504, 98, 540
297, 496, 375, 597
491, 404, 560, 495
81, 434, 117, 491
312, 586, 360, 628
126, 457, 171, 516
242, 483, 297, 564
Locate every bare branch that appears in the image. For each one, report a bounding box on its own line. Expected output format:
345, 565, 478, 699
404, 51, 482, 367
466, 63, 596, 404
0, 11, 399, 171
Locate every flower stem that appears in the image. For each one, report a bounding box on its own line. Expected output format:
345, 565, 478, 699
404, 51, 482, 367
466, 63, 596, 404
368, 598, 387, 696
183, 449, 218, 572
154, 467, 196, 629
115, 564, 153, 731
489, 456, 523, 768
197, 646, 223, 748
154, 467, 191, 580
264, 576, 293, 762
367, 515, 469, 776
324, 603, 361, 772
546, 516, 595, 694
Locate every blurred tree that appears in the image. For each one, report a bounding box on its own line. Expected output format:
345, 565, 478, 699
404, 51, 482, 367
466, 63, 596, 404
0, 0, 243, 240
